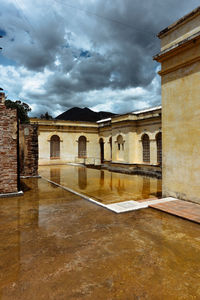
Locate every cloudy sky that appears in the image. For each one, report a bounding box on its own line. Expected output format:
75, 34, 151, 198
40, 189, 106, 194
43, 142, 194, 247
0, 0, 199, 117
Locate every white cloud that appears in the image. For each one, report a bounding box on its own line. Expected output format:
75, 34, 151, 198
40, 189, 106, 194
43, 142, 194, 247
0, 64, 53, 107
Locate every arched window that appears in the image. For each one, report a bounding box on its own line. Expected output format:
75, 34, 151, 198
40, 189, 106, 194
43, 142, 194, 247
78, 136, 87, 158
142, 134, 150, 163
50, 135, 60, 159
156, 132, 162, 164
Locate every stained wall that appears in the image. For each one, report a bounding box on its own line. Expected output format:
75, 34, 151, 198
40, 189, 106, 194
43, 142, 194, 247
0, 93, 18, 194
155, 7, 200, 203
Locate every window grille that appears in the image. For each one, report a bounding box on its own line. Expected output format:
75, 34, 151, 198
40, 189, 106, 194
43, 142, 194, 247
78, 136, 87, 158
50, 135, 60, 158
142, 134, 150, 163
156, 132, 162, 164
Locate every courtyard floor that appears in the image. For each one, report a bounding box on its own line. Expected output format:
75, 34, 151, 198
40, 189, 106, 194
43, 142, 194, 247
0, 177, 200, 299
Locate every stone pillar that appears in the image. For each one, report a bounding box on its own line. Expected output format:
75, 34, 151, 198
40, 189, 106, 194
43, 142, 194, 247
19, 124, 38, 177
0, 94, 18, 194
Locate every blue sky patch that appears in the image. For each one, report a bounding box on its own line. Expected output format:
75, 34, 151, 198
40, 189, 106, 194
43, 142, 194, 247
0, 29, 6, 36
80, 50, 91, 58
0, 54, 16, 66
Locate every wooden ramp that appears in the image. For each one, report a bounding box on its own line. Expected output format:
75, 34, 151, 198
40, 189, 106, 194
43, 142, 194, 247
150, 199, 200, 224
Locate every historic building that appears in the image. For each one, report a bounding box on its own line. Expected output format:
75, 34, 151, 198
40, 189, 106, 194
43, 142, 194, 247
154, 6, 200, 203
30, 106, 162, 177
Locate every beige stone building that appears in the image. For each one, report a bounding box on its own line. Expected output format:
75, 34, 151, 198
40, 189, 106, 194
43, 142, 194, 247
30, 106, 162, 177
154, 7, 200, 203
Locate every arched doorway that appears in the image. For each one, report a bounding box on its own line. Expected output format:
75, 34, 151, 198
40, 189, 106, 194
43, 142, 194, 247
156, 132, 162, 164
109, 137, 112, 160
142, 134, 150, 163
50, 135, 60, 159
78, 136, 87, 158
99, 138, 104, 163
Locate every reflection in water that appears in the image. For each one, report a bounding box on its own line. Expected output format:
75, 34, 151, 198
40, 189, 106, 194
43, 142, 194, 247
142, 177, 150, 199
157, 179, 162, 198
50, 168, 61, 186
20, 178, 39, 228
109, 172, 113, 191
99, 170, 104, 187
116, 178, 125, 196
78, 167, 87, 190
39, 165, 162, 204
0, 198, 21, 289
0, 178, 40, 291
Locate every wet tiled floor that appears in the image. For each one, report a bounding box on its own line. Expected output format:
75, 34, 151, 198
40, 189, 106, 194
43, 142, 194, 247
39, 164, 162, 204
0, 177, 200, 299
150, 199, 200, 224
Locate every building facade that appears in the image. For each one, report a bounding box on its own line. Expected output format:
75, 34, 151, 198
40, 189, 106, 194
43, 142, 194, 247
154, 6, 200, 203
31, 106, 162, 177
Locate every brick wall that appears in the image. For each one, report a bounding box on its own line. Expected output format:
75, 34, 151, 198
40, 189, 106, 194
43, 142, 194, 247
0, 93, 18, 194
19, 124, 38, 177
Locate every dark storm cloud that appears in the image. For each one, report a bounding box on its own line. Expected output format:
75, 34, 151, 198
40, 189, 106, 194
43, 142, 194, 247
0, 0, 199, 116
4, 9, 66, 71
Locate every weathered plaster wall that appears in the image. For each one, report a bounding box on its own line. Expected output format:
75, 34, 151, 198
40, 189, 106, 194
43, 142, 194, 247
136, 121, 161, 165
160, 10, 200, 51
111, 120, 161, 165
0, 94, 18, 194
156, 7, 200, 204
111, 124, 130, 163
37, 124, 100, 165
162, 60, 200, 203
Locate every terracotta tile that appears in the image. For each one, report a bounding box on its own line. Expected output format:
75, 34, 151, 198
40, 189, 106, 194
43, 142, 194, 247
150, 200, 200, 224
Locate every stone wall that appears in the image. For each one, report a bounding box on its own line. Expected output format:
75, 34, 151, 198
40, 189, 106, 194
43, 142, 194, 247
19, 124, 38, 177
0, 93, 18, 194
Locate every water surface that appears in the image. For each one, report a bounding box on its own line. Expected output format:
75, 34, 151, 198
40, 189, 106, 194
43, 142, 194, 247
0, 177, 199, 299
39, 164, 162, 204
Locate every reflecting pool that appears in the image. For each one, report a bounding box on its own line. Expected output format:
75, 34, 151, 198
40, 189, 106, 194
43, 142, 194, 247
39, 164, 162, 204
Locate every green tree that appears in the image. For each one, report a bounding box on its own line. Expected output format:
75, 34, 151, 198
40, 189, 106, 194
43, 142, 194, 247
5, 99, 31, 124
40, 112, 53, 120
